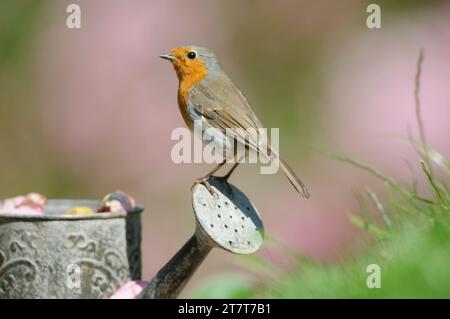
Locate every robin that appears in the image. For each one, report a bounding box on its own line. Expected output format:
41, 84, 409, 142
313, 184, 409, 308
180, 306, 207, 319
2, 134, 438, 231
160, 45, 310, 198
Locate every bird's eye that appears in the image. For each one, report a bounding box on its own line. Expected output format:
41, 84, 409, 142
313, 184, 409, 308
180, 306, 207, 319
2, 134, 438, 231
187, 51, 197, 59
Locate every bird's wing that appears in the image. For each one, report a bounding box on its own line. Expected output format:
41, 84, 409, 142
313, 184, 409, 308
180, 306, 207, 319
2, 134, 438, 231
189, 75, 270, 157
189, 74, 310, 198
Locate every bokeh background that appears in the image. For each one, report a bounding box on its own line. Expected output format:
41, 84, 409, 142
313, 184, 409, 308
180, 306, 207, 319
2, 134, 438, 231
1, 0, 449, 296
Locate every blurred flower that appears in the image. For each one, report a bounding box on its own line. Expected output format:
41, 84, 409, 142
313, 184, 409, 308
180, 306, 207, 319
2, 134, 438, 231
0, 193, 46, 215
110, 280, 148, 299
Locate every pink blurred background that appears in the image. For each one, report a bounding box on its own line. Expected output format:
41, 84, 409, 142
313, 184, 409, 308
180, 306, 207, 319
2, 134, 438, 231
1, 0, 449, 296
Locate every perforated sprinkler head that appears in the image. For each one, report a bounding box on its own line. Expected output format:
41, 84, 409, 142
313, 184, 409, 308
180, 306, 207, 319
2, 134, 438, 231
138, 177, 264, 299
193, 177, 264, 254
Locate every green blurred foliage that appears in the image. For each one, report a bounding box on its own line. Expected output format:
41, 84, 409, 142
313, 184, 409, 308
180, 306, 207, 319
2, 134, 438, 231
262, 219, 450, 298
0, 0, 44, 70
190, 274, 254, 299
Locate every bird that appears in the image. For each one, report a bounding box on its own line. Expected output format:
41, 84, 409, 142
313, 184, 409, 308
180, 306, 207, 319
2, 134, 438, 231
160, 45, 310, 198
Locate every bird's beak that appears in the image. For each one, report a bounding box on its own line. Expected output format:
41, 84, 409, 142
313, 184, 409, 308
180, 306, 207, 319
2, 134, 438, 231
160, 54, 176, 61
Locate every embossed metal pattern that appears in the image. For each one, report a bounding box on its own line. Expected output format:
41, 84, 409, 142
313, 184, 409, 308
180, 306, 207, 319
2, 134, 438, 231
0, 199, 142, 299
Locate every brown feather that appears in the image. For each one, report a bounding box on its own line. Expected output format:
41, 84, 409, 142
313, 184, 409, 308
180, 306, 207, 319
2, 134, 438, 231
190, 74, 310, 198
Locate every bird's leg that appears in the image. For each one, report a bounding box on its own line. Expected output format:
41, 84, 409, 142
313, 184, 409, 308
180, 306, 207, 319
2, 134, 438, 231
221, 162, 240, 181
191, 160, 226, 196
215, 156, 243, 195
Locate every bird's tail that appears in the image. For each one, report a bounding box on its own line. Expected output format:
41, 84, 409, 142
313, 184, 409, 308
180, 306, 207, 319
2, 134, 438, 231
259, 145, 310, 198
277, 157, 310, 198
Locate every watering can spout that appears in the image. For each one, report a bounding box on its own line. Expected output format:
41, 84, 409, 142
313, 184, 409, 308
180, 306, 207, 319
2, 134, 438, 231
138, 177, 264, 299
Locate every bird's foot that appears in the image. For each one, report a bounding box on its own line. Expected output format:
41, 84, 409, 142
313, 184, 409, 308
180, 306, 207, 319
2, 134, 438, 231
191, 176, 218, 198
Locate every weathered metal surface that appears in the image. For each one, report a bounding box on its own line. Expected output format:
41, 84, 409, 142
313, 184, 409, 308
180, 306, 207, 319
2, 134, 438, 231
138, 234, 211, 299
193, 177, 264, 254
139, 177, 264, 299
0, 199, 142, 299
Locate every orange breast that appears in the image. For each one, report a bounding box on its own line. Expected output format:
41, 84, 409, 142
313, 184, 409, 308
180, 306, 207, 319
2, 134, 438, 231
177, 88, 194, 129
177, 61, 208, 129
